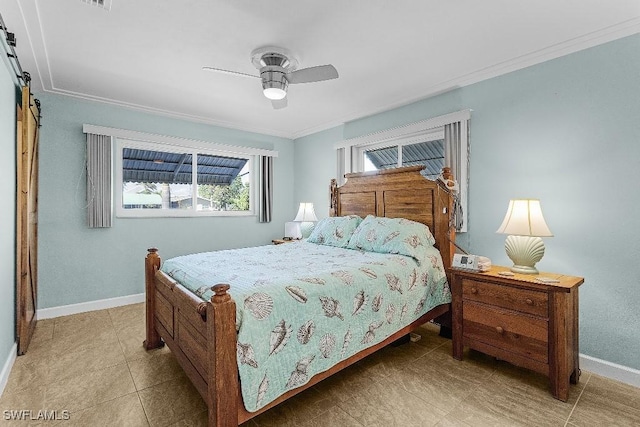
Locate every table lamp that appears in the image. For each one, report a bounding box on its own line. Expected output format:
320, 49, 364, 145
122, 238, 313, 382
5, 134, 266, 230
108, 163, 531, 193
496, 199, 553, 274
294, 202, 318, 238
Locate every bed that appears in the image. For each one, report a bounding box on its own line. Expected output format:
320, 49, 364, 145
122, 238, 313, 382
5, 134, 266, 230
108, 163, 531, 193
143, 165, 456, 426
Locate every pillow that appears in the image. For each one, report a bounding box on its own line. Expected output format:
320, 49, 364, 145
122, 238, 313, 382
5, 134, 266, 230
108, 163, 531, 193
307, 215, 363, 248
346, 215, 436, 263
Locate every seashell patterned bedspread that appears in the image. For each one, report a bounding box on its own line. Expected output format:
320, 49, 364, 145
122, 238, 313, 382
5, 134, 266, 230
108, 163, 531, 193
161, 241, 451, 412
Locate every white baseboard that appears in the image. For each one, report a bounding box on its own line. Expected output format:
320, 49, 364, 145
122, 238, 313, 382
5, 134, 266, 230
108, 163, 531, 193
37, 293, 145, 320
1, 295, 143, 396
580, 353, 640, 389
0, 343, 17, 398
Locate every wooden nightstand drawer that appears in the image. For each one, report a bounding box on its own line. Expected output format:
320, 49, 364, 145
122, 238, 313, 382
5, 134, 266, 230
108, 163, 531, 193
463, 301, 548, 363
462, 278, 548, 317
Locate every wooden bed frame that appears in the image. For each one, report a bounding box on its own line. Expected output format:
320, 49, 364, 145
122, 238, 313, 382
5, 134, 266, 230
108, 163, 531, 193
144, 166, 456, 426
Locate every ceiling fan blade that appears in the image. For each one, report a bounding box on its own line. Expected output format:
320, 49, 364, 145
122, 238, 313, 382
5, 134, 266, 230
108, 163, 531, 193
271, 98, 288, 109
288, 65, 338, 84
202, 66, 259, 79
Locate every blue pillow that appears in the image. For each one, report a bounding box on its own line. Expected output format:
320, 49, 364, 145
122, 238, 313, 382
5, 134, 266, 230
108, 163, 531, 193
307, 215, 362, 248
346, 215, 436, 263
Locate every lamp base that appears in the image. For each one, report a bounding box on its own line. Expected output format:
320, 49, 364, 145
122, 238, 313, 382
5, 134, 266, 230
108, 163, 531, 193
300, 222, 315, 239
504, 235, 545, 275
510, 264, 540, 275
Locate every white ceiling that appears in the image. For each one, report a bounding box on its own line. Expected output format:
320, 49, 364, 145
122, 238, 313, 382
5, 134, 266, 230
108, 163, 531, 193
3, 0, 640, 139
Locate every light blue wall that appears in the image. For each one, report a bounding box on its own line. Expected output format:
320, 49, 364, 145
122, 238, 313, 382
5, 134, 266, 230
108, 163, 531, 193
0, 44, 18, 367
36, 93, 295, 309
294, 34, 640, 370
293, 126, 344, 217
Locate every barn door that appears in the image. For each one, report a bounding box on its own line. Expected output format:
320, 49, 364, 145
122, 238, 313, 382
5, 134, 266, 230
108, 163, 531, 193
16, 87, 40, 355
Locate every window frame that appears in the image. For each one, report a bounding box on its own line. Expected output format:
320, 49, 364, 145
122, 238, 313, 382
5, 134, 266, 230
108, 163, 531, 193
114, 138, 256, 218
335, 109, 470, 232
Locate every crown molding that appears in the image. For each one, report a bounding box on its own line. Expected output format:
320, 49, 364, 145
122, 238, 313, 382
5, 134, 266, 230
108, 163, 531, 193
15, 0, 640, 141
44, 86, 294, 139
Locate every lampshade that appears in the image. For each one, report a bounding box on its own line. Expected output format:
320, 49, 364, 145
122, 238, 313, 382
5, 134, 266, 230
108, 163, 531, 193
294, 202, 318, 238
294, 203, 318, 222
497, 199, 553, 275
496, 199, 553, 237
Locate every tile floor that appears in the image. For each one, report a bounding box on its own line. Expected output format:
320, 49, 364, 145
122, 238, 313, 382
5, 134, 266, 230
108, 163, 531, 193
1, 303, 639, 426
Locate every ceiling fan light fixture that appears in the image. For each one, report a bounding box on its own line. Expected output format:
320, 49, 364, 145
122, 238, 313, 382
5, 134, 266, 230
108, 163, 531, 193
263, 87, 287, 100
204, 46, 338, 109
261, 70, 289, 100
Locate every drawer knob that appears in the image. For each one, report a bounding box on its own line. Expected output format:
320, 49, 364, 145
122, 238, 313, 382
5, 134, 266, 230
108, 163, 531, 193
470, 287, 478, 294
525, 298, 534, 305
496, 326, 504, 334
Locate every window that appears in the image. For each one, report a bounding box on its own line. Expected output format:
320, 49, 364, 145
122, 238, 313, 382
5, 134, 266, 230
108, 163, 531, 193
336, 109, 470, 231
115, 140, 253, 217
401, 140, 444, 179
84, 124, 277, 222
359, 134, 445, 180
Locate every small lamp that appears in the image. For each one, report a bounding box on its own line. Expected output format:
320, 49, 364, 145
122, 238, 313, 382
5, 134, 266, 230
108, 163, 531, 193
294, 202, 318, 238
496, 199, 553, 274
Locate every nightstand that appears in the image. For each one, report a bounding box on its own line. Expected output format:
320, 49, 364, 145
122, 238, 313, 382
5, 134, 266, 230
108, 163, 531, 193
272, 239, 299, 245
451, 265, 584, 401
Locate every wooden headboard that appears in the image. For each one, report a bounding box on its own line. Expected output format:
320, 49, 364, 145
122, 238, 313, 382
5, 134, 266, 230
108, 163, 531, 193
330, 166, 455, 270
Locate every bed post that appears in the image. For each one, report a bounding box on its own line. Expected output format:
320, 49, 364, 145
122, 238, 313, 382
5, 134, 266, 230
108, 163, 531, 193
436, 167, 456, 272
329, 178, 338, 217
207, 284, 239, 427
440, 188, 456, 273
144, 248, 164, 350
435, 168, 456, 338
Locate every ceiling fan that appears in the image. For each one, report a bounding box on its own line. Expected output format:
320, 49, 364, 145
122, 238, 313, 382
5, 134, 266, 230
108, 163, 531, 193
203, 46, 338, 109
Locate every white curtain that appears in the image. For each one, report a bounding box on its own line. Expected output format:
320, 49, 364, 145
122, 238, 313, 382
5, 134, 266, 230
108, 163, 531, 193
444, 122, 461, 180
86, 133, 112, 228
336, 148, 346, 185
258, 155, 273, 223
